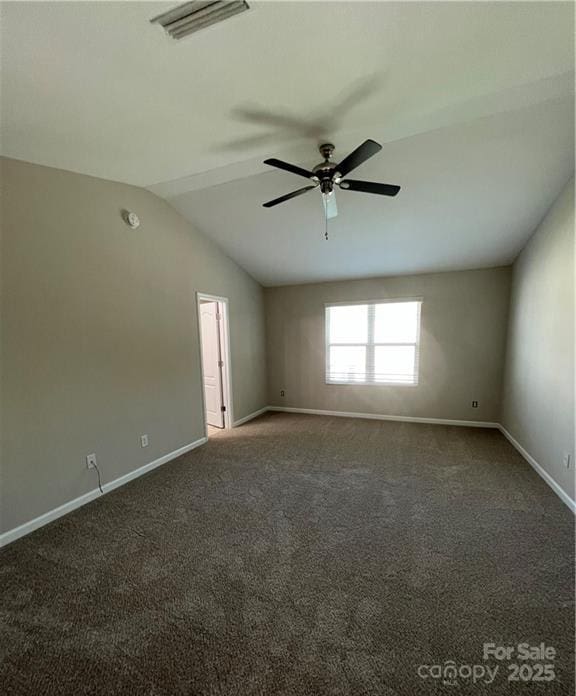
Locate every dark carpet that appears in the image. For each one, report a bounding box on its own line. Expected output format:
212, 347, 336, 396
1, 413, 574, 695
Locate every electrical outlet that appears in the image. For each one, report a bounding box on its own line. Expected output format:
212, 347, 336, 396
563, 453, 571, 469
141, 434, 149, 448
472, 401, 478, 408
86, 453, 97, 469
280, 390, 285, 397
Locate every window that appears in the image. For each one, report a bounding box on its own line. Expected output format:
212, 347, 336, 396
325, 300, 421, 385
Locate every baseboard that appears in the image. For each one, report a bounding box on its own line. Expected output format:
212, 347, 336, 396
499, 426, 576, 514
0, 436, 207, 548
267, 406, 499, 429
0, 488, 104, 550
233, 407, 269, 427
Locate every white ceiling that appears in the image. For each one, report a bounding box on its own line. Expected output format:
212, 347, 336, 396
1, 1, 574, 285
171, 97, 574, 285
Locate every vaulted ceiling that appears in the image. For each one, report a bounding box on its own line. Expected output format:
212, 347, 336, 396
1, 1, 574, 285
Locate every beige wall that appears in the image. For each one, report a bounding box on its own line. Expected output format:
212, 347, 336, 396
501, 177, 575, 500
265, 267, 511, 422
2, 155, 572, 536
0, 157, 267, 534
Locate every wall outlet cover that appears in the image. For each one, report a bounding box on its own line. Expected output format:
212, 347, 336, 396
141, 434, 149, 448
86, 453, 97, 469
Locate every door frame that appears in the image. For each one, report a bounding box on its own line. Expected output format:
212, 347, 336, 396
196, 292, 234, 431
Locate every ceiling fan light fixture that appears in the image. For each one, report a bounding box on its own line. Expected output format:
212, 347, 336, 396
322, 190, 338, 220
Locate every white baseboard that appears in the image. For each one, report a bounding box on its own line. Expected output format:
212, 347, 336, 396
233, 407, 269, 427
499, 426, 575, 514
267, 406, 499, 428
0, 488, 103, 550
0, 436, 207, 548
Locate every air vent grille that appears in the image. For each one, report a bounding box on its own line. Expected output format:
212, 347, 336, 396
151, 1, 250, 40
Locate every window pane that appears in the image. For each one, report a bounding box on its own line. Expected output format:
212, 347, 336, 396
374, 302, 419, 343
328, 346, 366, 382
328, 305, 368, 343
374, 346, 416, 383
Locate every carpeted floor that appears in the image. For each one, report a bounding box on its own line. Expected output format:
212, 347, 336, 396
1, 413, 574, 695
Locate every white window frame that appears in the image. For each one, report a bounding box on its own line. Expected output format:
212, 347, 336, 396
325, 298, 422, 387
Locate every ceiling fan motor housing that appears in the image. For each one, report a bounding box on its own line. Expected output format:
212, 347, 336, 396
313, 143, 339, 194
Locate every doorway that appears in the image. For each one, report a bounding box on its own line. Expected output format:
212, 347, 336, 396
197, 293, 232, 432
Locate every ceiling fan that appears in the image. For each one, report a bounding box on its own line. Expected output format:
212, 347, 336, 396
262, 139, 400, 229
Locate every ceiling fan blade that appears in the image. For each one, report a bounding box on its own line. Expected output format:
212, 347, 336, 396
339, 179, 400, 197
336, 139, 382, 177
263, 158, 315, 180
323, 192, 338, 219
263, 185, 317, 208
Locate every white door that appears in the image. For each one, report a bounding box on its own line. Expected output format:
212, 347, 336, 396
200, 301, 225, 428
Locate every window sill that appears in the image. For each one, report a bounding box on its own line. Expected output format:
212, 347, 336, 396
326, 380, 419, 387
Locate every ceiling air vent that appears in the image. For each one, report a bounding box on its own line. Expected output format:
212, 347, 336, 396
151, 1, 250, 40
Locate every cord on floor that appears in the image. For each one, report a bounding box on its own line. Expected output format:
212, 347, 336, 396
93, 462, 104, 494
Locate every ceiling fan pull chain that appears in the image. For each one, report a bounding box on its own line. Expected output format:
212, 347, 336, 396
325, 215, 329, 241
